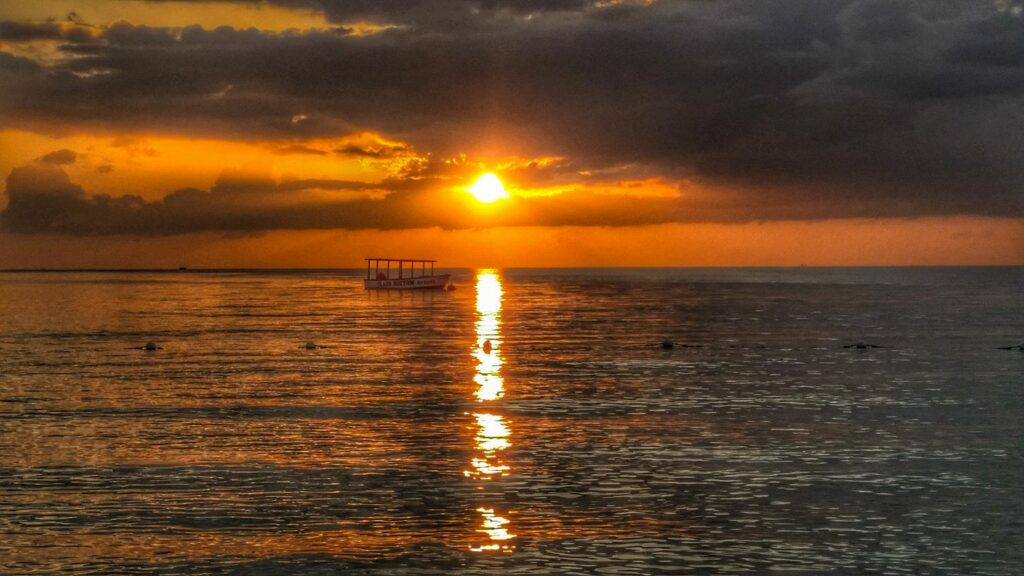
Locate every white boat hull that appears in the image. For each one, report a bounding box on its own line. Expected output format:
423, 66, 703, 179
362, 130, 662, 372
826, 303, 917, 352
364, 274, 450, 290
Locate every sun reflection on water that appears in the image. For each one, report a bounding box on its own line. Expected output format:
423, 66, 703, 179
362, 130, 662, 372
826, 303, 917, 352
468, 507, 516, 552
474, 272, 504, 402
465, 413, 511, 479
467, 270, 516, 553
474, 413, 511, 452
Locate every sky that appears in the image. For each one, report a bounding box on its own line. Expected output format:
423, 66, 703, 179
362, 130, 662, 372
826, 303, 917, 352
0, 0, 1022, 267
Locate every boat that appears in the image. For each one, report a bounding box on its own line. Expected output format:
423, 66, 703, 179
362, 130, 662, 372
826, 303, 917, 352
363, 258, 450, 290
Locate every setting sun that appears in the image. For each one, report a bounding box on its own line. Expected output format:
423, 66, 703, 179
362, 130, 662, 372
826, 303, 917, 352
468, 173, 509, 203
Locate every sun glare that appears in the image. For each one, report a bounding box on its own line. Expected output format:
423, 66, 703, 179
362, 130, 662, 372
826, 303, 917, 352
468, 173, 509, 203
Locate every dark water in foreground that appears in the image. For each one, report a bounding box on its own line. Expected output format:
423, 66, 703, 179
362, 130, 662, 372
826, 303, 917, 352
1, 267, 1022, 575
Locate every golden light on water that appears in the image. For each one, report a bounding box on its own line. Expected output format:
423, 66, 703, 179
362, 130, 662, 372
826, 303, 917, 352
474, 270, 505, 402
474, 413, 511, 452
468, 456, 510, 478
473, 360, 504, 402
468, 507, 516, 552
467, 173, 509, 203
467, 269, 516, 552
475, 271, 503, 315
465, 412, 511, 479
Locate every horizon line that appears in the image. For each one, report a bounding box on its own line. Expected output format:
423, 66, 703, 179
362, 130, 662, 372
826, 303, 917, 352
1, 264, 1022, 273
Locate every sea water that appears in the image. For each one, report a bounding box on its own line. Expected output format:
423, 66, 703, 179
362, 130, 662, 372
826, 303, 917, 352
1, 267, 1022, 574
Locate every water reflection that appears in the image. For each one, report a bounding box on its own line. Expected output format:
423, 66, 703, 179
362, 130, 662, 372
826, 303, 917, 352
473, 272, 504, 402
466, 413, 511, 479
467, 270, 515, 553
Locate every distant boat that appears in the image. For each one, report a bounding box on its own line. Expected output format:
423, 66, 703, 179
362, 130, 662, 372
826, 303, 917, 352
363, 258, 450, 290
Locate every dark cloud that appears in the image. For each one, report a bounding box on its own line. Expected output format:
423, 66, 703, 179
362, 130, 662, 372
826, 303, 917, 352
0, 20, 98, 43
335, 143, 410, 158
140, 0, 609, 28
1, 0, 1023, 230
2, 156, 1017, 236
0, 161, 459, 234
0, 21, 64, 42
39, 149, 77, 165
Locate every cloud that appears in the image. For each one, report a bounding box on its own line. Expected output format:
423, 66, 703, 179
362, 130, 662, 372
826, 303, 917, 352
0, 20, 98, 43
2, 151, 1019, 236
335, 143, 410, 159
137, 0, 609, 29
38, 149, 77, 165
274, 144, 327, 155
0, 21, 65, 42
1, 1, 1023, 229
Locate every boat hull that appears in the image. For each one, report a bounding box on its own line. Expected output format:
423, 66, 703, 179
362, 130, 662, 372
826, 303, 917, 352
364, 274, 450, 290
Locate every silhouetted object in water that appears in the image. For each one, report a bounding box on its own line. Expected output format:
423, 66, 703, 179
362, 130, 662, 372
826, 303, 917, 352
996, 344, 1024, 351
482, 340, 493, 353
844, 342, 884, 349
444, 282, 457, 291
128, 342, 161, 351
301, 341, 331, 350
661, 339, 701, 349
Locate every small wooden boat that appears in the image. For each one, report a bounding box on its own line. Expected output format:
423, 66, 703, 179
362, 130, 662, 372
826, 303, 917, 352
363, 258, 450, 290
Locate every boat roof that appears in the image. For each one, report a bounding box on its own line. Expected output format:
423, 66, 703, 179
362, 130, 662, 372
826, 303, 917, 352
364, 258, 437, 263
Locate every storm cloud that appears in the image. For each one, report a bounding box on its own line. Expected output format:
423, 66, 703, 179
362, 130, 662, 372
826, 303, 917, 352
1, 0, 1023, 235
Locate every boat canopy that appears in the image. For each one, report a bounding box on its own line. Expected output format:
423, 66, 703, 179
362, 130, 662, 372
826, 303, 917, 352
365, 258, 437, 280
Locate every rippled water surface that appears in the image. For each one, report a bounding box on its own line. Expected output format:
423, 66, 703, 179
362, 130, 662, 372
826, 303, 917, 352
1, 267, 1022, 574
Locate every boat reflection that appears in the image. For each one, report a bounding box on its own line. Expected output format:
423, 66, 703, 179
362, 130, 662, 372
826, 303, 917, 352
467, 270, 516, 553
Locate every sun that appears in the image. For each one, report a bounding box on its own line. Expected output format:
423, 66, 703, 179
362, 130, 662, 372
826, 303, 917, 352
467, 173, 509, 203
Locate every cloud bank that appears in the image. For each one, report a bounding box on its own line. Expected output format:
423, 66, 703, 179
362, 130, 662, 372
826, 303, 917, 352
1, 0, 1023, 235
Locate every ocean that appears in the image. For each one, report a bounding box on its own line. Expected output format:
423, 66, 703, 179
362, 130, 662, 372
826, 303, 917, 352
1, 267, 1022, 575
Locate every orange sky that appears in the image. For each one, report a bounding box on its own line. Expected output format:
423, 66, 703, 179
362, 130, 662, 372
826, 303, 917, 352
1, 219, 1020, 269
0, 126, 1018, 267
1, 0, 1022, 267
